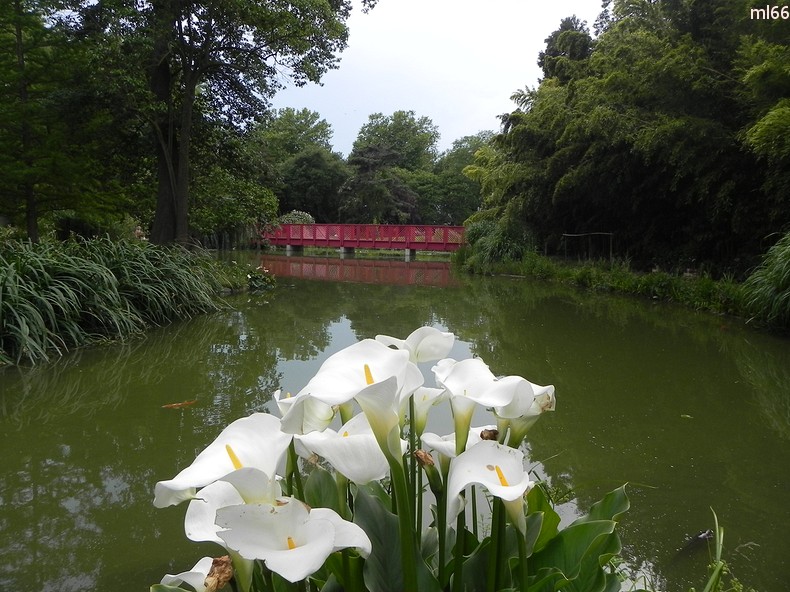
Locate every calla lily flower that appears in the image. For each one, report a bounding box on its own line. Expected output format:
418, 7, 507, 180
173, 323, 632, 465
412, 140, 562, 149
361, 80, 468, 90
376, 326, 455, 363
297, 412, 403, 484
276, 389, 337, 435
421, 425, 498, 474
408, 386, 448, 437
154, 413, 292, 508
496, 383, 556, 447
432, 358, 518, 454
160, 556, 214, 592
183, 471, 277, 592
294, 339, 421, 406
446, 440, 533, 534
216, 497, 371, 583
353, 375, 404, 463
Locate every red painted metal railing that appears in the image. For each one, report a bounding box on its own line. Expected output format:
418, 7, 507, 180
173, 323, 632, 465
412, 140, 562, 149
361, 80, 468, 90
263, 224, 465, 252
259, 255, 459, 287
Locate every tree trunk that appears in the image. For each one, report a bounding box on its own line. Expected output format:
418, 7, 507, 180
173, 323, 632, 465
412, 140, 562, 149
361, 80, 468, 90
14, 0, 38, 242
174, 71, 197, 245
148, 1, 179, 245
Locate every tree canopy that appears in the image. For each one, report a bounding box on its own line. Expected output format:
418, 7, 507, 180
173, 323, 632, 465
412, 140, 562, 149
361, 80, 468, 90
465, 0, 790, 274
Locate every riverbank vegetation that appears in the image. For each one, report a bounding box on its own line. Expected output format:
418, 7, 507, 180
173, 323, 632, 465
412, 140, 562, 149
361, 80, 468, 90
0, 238, 230, 365
455, 226, 790, 333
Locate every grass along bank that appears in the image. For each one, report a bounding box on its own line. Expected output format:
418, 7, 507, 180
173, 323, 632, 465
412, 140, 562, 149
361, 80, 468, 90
453, 235, 790, 334
0, 238, 235, 365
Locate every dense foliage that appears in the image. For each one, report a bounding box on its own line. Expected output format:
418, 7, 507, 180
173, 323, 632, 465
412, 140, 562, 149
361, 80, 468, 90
464, 0, 790, 276
0, 238, 226, 365
0, 1, 378, 244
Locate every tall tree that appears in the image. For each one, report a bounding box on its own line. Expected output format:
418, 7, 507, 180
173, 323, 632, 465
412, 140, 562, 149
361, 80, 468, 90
0, 1, 123, 241
350, 110, 440, 171
66, 0, 377, 244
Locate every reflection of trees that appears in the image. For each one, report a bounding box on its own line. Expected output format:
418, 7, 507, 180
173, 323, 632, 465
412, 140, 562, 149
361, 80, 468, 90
256, 281, 341, 360
727, 336, 790, 441
0, 306, 283, 428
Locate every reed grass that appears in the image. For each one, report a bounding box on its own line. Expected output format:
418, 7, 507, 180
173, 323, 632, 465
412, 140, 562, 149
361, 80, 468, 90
1, 238, 223, 365
741, 232, 790, 331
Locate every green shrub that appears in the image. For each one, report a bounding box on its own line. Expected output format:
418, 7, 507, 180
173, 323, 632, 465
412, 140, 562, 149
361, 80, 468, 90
278, 210, 315, 225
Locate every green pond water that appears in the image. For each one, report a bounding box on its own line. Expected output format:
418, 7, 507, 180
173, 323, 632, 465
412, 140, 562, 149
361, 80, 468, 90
1, 254, 789, 591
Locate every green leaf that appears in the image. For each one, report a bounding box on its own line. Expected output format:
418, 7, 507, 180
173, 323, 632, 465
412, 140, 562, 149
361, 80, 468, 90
353, 486, 403, 592
527, 485, 561, 553
529, 520, 619, 586
150, 585, 189, 592
571, 485, 630, 525
304, 466, 343, 514
319, 573, 345, 592
458, 536, 491, 592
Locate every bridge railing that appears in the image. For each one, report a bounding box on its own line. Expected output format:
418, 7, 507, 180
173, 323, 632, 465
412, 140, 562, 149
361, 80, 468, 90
264, 224, 465, 252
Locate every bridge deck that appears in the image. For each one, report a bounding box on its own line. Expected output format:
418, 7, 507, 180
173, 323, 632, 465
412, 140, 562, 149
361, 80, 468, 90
264, 224, 465, 252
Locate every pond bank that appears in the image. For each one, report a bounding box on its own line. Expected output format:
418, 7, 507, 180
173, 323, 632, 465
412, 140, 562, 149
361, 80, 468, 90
453, 247, 790, 335
0, 238, 235, 365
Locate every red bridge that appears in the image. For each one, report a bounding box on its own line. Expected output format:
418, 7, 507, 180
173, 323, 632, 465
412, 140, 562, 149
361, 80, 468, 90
263, 224, 465, 252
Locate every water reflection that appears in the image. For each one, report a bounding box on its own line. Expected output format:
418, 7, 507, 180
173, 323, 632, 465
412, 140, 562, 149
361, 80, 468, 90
261, 253, 460, 287
1, 260, 788, 591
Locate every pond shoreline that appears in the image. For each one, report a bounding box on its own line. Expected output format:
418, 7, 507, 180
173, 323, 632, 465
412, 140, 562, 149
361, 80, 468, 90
452, 248, 790, 337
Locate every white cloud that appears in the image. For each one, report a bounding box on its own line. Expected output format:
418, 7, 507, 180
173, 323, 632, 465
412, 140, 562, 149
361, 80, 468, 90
271, 0, 602, 155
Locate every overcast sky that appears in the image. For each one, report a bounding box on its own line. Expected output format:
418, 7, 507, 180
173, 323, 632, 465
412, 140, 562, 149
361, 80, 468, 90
270, 0, 603, 156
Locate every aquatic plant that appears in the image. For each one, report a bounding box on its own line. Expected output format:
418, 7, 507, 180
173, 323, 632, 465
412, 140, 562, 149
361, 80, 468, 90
0, 238, 223, 365
153, 327, 635, 592
742, 231, 790, 331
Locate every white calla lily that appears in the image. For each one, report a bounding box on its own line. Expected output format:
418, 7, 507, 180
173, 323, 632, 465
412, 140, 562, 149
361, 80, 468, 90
276, 389, 337, 435
432, 358, 518, 454
408, 386, 448, 437
154, 413, 292, 508
376, 326, 455, 363
421, 425, 497, 473
297, 412, 401, 484
496, 383, 556, 446
182, 473, 272, 592
160, 556, 214, 592
294, 339, 420, 405
216, 497, 371, 583
446, 440, 533, 534
353, 375, 404, 463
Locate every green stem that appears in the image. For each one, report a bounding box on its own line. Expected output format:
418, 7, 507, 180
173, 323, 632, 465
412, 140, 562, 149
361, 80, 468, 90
437, 490, 448, 587
389, 458, 418, 592
470, 485, 478, 540
486, 499, 502, 592
287, 440, 304, 500
336, 473, 350, 520
409, 395, 418, 530
517, 531, 529, 592
452, 510, 466, 592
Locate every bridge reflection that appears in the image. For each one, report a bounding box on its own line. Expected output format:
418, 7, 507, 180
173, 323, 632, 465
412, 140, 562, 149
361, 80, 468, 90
260, 254, 459, 287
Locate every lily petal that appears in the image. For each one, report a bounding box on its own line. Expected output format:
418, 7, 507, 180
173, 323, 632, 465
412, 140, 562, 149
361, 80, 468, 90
446, 440, 532, 531
296, 413, 394, 484
296, 339, 414, 405
160, 556, 214, 592
216, 498, 370, 583
376, 326, 455, 363
154, 413, 292, 508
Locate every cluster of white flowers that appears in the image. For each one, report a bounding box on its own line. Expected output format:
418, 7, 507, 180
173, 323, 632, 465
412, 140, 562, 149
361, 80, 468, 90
155, 327, 555, 591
